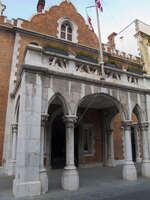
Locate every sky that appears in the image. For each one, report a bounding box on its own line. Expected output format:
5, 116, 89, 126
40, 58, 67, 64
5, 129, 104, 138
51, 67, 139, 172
2, 0, 150, 50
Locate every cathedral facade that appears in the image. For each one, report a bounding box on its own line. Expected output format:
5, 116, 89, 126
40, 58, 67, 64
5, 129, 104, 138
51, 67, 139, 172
0, 0, 150, 198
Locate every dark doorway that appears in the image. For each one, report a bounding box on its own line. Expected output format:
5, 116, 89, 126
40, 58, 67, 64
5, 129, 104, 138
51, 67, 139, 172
131, 127, 136, 162
51, 113, 79, 169
51, 114, 66, 169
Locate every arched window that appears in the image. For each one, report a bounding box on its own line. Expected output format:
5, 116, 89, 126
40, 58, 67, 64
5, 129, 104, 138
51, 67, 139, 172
57, 17, 78, 43
61, 22, 72, 41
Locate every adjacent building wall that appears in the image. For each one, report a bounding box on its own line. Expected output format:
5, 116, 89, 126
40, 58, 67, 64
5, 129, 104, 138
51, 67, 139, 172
0, 29, 14, 166
135, 20, 150, 74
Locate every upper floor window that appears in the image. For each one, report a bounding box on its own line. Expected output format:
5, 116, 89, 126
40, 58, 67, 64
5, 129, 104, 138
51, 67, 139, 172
57, 17, 78, 43
61, 22, 72, 41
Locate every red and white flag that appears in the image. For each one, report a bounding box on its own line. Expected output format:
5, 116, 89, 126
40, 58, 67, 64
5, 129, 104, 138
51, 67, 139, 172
87, 14, 94, 32
95, 0, 103, 12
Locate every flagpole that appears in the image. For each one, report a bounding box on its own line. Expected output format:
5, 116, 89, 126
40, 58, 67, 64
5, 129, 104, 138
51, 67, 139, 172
95, 1, 105, 79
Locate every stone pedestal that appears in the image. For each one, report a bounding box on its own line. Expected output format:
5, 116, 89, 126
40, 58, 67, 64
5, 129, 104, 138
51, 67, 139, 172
141, 161, 150, 177
140, 122, 150, 177
61, 166, 79, 191
61, 115, 79, 191
106, 159, 116, 167
0, 167, 4, 175
13, 180, 41, 198
40, 168, 48, 193
123, 162, 137, 181
122, 121, 137, 181
8, 160, 16, 176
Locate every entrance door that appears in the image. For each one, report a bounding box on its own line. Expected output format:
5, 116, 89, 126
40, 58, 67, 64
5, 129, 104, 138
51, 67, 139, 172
131, 127, 136, 162
51, 114, 79, 169
51, 114, 66, 169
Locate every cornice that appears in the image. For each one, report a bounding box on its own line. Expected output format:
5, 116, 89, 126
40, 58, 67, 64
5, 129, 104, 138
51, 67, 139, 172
11, 64, 150, 97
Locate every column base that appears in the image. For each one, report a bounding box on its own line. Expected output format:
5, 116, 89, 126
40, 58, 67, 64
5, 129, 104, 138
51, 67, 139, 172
123, 163, 137, 181
40, 168, 48, 193
141, 160, 150, 177
136, 158, 142, 163
7, 160, 16, 176
0, 167, 4, 175
61, 166, 79, 191
106, 159, 116, 167
13, 179, 41, 198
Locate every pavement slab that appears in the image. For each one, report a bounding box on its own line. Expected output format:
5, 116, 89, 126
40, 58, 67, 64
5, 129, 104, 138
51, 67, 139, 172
1, 165, 150, 200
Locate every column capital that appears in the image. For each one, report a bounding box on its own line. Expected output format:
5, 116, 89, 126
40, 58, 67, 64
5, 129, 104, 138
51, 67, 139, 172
106, 129, 113, 135
12, 123, 18, 132
63, 115, 78, 128
121, 120, 133, 131
132, 122, 139, 127
41, 113, 49, 127
139, 121, 149, 131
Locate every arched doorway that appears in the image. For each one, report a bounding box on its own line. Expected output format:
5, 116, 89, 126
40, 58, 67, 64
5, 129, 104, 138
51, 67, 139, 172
51, 113, 66, 169
76, 93, 124, 168
47, 94, 79, 170
51, 113, 79, 169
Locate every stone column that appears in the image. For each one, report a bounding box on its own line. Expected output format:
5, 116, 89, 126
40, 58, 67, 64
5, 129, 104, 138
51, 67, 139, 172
106, 129, 116, 167
121, 121, 137, 180
134, 125, 141, 163
8, 123, 18, 176
140, 122, 150, 177
61, 115, 79, 191
40, 114, 49, 193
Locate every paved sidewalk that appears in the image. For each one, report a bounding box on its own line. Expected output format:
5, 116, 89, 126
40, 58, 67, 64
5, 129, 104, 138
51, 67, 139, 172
1, 165, 150, 200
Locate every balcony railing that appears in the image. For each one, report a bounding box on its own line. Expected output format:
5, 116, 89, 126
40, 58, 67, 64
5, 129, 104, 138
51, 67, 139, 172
23, 45, 147, 90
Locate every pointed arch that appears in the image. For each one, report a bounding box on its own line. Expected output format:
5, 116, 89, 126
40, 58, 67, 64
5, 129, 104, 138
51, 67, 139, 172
132, 104, 146, 123
47, 92, 70, 115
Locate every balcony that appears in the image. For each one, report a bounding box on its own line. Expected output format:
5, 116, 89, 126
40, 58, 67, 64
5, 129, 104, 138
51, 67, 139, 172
22, 44, 149, 90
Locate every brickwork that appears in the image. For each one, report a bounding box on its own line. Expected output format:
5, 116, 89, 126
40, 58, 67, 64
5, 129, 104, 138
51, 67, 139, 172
22, 1, 99, 49
78, 108, 103, 164
0, 30, 14, 166
113, 114, 124, 160
113, 113, 143, 161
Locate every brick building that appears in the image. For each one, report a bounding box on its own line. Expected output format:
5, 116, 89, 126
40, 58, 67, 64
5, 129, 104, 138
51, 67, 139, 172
0, 0, 150, 198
